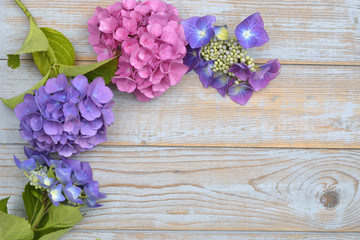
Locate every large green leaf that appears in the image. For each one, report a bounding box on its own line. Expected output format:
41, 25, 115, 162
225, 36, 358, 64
43, 205, 83, 229
0, 197, 10, 214
0, 211, 34, 240
34, 227, 71, 240
22, 183, 43, 223
59, 57, 118, 84
1, 70, 51, 109
7, 17, 49, 69
33, 27, 75, 77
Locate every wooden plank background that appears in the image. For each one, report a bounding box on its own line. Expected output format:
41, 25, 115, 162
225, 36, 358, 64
0, 0, 359, 239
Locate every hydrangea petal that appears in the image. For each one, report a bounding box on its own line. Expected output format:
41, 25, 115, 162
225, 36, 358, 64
55, 167, 72, 184
88, 77, 113, 105
44, 74, 68, 94
61, 158, 81, 171
43, 120, 63, 136
183, 45, 200, 73
229, 63, 252, 81
210, 75, 230, 97
227, 83, 254, 105
194, 60, 215, 88
14, 94, 38, 121
71, 162, 93, 186
79, 98, 102, 121
14, 156, 36, 173
71, 75, 89, 97
248, 67, 271, 91
168, 62, 188, 86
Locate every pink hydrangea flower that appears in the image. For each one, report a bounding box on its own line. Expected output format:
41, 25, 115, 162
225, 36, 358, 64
88, 0, 188, 101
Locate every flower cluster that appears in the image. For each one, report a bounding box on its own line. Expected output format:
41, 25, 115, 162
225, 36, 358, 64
88, 0, 188, 102
181, 13, 281, 105
15, 74, 114, 157
14, 147, 105, 207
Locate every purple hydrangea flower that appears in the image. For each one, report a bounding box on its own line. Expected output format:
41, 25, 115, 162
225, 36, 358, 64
235, 12, 269, 49
249, 59, 281, 91
15, 74, 115, 158
49, 184, 65, 206
63, 184, 84, 205
15, 148, 105, 208
38, 175, 55, 189
181, 15, 216, 48
183, 13, 279, 106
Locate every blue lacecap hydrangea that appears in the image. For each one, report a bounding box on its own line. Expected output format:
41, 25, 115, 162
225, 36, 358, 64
15, 146, 105, 207
181, 12, 281, 105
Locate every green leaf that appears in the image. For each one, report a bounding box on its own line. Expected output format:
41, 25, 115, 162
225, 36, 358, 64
0, 197, 10, 214
31, 190, 42, 199
35, 228, 71, 240
7, 54, 20, 69
43, 205, 83, 229
7, 17, 49, 69
58, 57, 118, 84
0, 211, 34, 240
22, 183, 43, 223
1, 70, 51, 109
33, 27, 75, 77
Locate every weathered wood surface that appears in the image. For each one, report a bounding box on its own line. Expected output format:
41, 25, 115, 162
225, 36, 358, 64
59, 230, 360, 240
1, 60, 359, 148
0, 0, 359, 65
1, 0, 360, 238
2, 145, 360, 231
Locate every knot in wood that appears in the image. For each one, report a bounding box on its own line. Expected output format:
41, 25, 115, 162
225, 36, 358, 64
320, 190, 339, 209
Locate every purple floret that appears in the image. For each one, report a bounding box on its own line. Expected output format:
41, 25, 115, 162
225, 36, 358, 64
235, 12, 269, 49
181, 15, 216, 49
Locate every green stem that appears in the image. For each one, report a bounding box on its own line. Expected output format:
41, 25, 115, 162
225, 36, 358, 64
31, 202, 45, 230
31, 197, 52, 231
30, 198, 40, 224
13, 0, 33, 20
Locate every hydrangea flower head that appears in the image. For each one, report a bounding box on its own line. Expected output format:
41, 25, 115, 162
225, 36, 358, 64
88, 0, 188, 102
15, 74, 114, 157
15, 147, 105, 208
182, 13, 280, 105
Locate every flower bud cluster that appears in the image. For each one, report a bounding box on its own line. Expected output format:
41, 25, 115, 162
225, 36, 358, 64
201, 37, 256, 79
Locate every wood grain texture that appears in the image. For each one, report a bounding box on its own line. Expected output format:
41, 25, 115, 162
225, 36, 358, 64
0, 0, 359, 65
2, 145, 360, 231
59, 230, 360, 240
1, 60, 359, 148
1, 0, 360, 237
